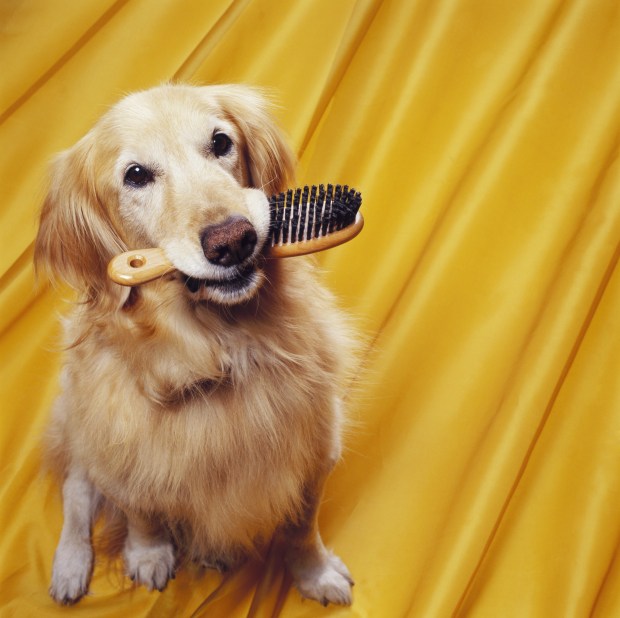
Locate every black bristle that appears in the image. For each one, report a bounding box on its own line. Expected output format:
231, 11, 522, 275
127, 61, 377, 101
282, 189, 293, 243
291, 188, 301, 243
269, 192, 284, 245
331, 185, 344, 232
278, 191, 286, 239
308, 185, 317, 242
314, 185, 326, 238
340, 185, 351, 229
348, 189, 362, 226
299, 186, 309, 241
321, 184, 334, 236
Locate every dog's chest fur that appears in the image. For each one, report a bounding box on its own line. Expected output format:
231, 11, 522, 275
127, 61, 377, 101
55, 261, 346, 552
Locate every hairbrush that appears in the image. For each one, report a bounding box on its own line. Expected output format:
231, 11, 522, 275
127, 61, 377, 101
108, 184, 363, 286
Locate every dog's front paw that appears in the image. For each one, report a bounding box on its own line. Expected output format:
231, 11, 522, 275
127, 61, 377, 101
124, 539, 176, 592
290, 551, 354, 607
49, 539, 93, 605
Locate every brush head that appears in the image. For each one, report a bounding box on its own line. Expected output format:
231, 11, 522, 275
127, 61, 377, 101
268, 184, 362, 247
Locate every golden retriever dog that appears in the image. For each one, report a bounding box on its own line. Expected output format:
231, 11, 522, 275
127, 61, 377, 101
34, 84, 356, 607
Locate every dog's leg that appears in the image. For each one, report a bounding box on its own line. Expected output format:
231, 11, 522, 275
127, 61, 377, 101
49, 466, 99, 605
123, 515, 176, 592
284, 449, 353, 606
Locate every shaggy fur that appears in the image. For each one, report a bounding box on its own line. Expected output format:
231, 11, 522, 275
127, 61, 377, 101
35, 84, 356, 607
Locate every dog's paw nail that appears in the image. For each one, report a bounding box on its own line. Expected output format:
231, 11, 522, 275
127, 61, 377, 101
58, 594, 80, 606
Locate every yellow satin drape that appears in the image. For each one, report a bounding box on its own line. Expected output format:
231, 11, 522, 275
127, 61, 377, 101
2, 1, 620, 616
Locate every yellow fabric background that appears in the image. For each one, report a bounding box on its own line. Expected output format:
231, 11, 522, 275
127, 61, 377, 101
2, 0, 620, 615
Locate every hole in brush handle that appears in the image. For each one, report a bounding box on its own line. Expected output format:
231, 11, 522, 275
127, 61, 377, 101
129, 256, 146, 268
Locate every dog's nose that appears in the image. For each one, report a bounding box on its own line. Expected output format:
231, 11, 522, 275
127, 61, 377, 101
201, 216, 258, 266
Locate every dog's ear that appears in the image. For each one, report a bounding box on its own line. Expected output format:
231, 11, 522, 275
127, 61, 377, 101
34, 135, 126, 303
212, 86, 296, 195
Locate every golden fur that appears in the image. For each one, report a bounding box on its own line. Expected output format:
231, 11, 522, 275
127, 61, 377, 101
35, 84, 356, 606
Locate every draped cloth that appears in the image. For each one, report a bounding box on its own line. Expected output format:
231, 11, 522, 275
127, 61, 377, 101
2, 1, 620, 615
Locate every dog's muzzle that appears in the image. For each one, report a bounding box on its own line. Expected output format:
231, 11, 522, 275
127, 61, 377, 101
181, 216, 264, 305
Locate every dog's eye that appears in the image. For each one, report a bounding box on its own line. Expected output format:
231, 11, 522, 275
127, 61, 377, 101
212, 132, 233, 158
124, 164, 154, 188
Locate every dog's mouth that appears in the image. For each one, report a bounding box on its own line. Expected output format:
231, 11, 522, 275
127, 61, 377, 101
181, 263, 263, 305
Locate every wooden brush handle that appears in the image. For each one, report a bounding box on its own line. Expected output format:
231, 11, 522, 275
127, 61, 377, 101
108, 213, 364, 286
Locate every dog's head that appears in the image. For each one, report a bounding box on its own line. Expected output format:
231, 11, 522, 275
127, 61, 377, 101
35, 84, 296, 306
